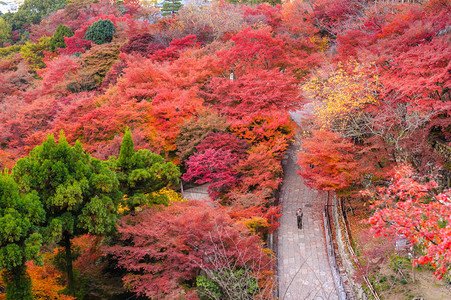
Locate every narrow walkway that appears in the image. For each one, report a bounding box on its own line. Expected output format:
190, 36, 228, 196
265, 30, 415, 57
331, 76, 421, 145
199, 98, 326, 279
182, 183, 210, 201
277, 115, 339, 299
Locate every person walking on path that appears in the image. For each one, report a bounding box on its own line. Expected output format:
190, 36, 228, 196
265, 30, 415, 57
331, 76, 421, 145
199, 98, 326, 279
296, 208, 303, 229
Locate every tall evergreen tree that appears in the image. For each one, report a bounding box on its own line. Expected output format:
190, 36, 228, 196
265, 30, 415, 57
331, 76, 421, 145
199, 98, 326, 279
117, 127, 135, 172
0, 172, 45, 300
12, 132, 122, 297
49, 24, 74, 52
113, 128, 181, 211
161, 0, 183, 17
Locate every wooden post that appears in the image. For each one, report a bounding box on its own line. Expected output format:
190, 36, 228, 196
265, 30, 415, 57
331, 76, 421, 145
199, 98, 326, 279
412, 247, 415, 283
180, 180, 184, 196
327, 191, 330, 208
448, 173, 450, 189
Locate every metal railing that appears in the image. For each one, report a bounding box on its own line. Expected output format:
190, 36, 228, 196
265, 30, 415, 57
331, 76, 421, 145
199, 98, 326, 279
337, 196, 381, 300
324, 199, 349, 300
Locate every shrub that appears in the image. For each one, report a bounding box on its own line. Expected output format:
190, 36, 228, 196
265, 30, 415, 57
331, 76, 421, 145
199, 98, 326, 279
84, 19, 115, 45
49, 24, 74, 52
20, 37, 50, 71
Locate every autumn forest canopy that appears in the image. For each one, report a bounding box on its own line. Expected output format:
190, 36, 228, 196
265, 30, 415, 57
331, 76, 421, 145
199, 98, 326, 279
0, 0, 449, 299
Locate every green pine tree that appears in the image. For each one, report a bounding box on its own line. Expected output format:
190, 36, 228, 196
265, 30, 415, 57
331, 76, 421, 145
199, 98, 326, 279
0, 172, 45, 300
117, 127, 135, 172
12, 132, 122, 297
49, 24, 74, 52
161, 0, 183, 17
113, 128, 181, 212
84, 18, 116, 45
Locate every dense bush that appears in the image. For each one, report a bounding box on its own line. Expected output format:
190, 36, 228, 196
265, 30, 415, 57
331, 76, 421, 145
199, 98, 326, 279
49, 24, 74, 52
84, 19, 115, 45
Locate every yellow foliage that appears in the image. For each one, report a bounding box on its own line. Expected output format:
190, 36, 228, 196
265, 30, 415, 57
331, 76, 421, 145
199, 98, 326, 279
239, 217, 270, 235
303, 62, 378, 129
119, 187, 184, 213
20, 37, 51, 72
0, 45, 21, 58
154, 187, 184, 203
309, 36, 329, 53
117, 202, 129, 214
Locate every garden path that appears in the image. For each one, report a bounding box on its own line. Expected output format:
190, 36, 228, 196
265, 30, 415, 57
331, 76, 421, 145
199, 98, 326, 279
277, 111, 339, 300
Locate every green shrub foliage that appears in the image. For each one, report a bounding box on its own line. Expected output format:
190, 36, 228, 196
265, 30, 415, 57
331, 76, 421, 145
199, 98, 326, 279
84, 19, 116, 45
112, 127, 181, 212
2, 0, 67, 31
196, 269, 259, 300
0, 173, 45, 300
12, 132, 122, 296
49, 24, 74, 52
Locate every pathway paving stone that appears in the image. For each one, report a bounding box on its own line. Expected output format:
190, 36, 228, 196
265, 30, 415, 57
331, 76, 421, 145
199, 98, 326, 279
277, 112, 339, 300
182, 183, 210, 201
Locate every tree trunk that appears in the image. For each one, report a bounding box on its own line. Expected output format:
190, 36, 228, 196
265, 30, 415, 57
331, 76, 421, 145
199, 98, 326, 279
2, 264, 33, 300
64, 231, 75, 296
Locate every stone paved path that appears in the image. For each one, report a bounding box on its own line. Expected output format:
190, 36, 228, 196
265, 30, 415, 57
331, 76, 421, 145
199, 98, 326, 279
182, 183, 210, 201
277, 113, 339, 300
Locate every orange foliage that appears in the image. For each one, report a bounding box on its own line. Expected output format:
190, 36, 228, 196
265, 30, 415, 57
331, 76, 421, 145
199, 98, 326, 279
27, 259, 75, 300
235, 144, 283, 198
0, 252, 74, 300
297, 129, 361, 193
0, 150, 16, 170
281, 0, 318, 38
230, 111, 295, 153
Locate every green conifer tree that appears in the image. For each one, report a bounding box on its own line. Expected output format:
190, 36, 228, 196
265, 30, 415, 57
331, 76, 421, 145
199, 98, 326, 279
161, 0, 183, 17
0, 172, 45, 300
84, 19, 116, 45
12, 132, 122, 297
114, 128, 181, 211
49, 24, 74, 52
117, 127, 135, 172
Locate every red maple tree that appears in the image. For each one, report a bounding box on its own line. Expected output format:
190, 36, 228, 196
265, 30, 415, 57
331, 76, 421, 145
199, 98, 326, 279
183, 148, 239, 199
366, 164, 451, 279
106, 201, 272, 298
297, 129, 361, 193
